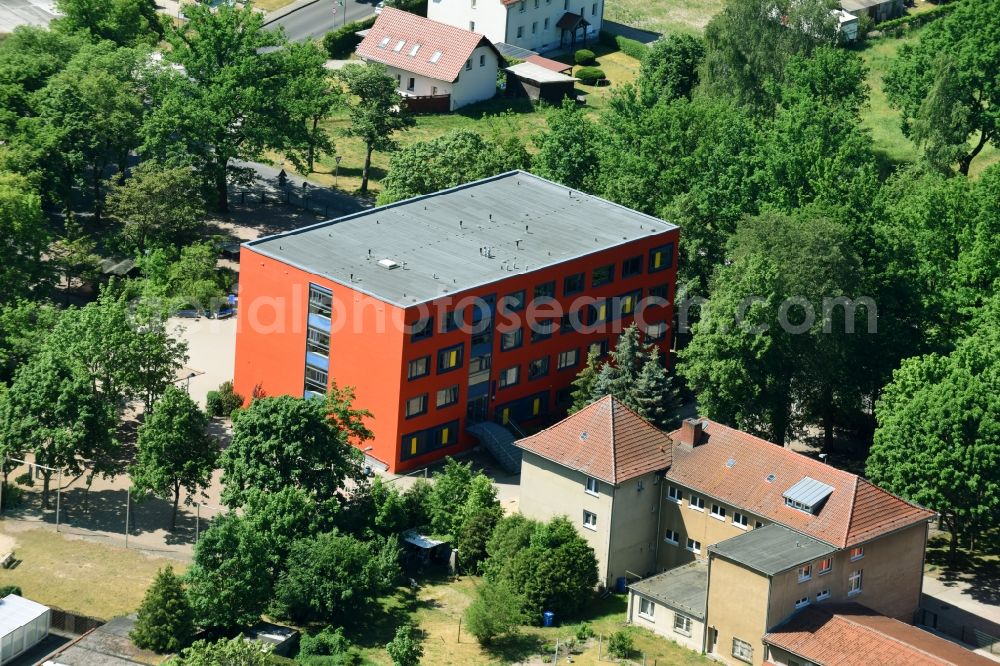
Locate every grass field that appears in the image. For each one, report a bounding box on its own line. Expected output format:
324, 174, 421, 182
855, 28, 1000, 179
253, 0, 299, 11
342, 576, 712, 665
605, 0, 725, 36
0, 525, 184, 620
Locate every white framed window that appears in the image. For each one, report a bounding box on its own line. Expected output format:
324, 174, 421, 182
638, 597, 655, 619
667, 485, 682, 503
794, 596, 810, 609
517, 25, 524, 37
733, 512, 748, 529
479, 54, 485, 66
583, 510, 598, 530
393, 40, 406, 52
557, 348, 579, 369
688, 495, 704, 511
816, 588, 831, 601
732, 637, 753, 663
848, 569, 863, 596
673, 613, 692, 636
532, 21, 537, 33
798, 564, 812, 582
711, 504, 727, 521
404, 394, 427, 418
585, 476, 599, 496
664, 529, 679, 545
544, 17, 550, 29
465, 59, 472, 71
850, 546, 864, 561
686, 538, 701, 554
469, 20, 475, 30
818, 558, 832, 575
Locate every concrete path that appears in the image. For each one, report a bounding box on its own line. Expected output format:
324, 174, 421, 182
235, 158, 371, 219
0, 0, 57, 32
922, 574, 1000, 661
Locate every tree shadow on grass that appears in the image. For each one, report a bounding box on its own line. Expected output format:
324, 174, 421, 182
340, 588, 437, 650
483, 632, 547, 663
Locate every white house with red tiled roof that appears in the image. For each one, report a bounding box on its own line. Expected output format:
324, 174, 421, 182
427, 0, 603, 54
356, 8, 502, 111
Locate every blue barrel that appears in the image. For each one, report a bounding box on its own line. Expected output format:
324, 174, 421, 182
615, 576, 627, 594
542, 611, 555, 627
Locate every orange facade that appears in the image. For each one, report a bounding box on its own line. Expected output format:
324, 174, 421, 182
234, 229, 679, 472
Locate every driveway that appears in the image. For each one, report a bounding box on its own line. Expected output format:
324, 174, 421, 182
266, 0, 376, 42
0, 0, 57, 32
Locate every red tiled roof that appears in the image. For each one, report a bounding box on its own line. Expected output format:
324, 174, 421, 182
525, 54, 572, 73
666, 419, 934, 548
764, 603, 996, 666
515, 395, 673, 485
356, 8, 496, 83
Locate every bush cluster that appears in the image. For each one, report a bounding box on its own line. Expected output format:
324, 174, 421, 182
322, 17, 378, 59
574, 49, 596, 65
877, 3, 958, 35
205, 380, 244, 417
576, 67, 606, 85
615, 35, 647, 60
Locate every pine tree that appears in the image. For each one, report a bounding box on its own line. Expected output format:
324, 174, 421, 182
632, 347, 681, 430
592, 325, 644, 401
569, 347, 601, 413
130, 565, 194, 653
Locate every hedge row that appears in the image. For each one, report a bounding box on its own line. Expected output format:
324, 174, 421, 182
876, 2, 958, 35
322, 15, 378, 59
615, 35, 647, 61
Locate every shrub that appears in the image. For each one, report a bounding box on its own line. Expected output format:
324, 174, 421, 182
575, 67, 606, 85
130, 566, 194, 653
207, 381, 244, 417
299, 627, 360, 665
574, 622, 595, 641
0, 483, 21, 510
608, 629, 634, 659
322, 16, 378, 59
615, 35, 647, 60
0, 585, 22, 597
464, 580, 527, 646
574, 49, 596, 65
385, 624, 422, 666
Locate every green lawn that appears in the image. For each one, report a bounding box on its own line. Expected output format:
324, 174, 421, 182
0, 525, 184, 620
605, 0, 725, 36
341, 576, 712, 665
854, 28, 1000, 178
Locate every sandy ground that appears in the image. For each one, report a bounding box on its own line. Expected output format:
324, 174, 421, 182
171, 315, 237, 410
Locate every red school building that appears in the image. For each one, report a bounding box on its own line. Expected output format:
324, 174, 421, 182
234, 171, 679, 473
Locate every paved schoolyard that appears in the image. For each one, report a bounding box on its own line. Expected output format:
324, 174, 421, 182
0, 0, 57, 33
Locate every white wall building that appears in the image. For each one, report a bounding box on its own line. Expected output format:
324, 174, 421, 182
0, 594, 50, 665
428, 0, 603, 54
356, 7, 502, 112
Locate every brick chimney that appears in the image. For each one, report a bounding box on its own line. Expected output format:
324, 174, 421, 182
677, 418, 704, 451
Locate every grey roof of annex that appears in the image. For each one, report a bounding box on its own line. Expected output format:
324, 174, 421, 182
244, 171, 676, 307
708, 524, 836, 576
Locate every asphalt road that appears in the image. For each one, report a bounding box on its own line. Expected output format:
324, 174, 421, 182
268, 0, 377, 42
0, 0, 57, 33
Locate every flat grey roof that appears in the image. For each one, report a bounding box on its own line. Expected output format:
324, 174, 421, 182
709, 524, 836, 576
629, 561, 708, 620
245, 171, 675, 307
0, 594, 47, 637
506, 61, 579, 84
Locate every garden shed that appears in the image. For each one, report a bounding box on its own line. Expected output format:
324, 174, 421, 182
0, 594, 50, 664
504, 62, 579, 104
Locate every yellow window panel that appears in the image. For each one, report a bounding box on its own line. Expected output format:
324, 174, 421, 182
502, 408, 510, 424
532, 398, 541, 415
598, 303, 607, 320
410, 437, 418, 455
441, 427, 450, 444
449, 350, 458, 366
653, 252, 662, 269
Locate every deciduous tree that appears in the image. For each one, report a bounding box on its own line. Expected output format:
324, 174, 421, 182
0, 173, 51, 304
54, 0, 162, 47
338, 63, 415, 195
883, 0, 1000, 175
464, 579, 527, 646
132, 386, 217, 530
531, 99, 600, 191
637, 33, 704, 104
174, 637, 272, 666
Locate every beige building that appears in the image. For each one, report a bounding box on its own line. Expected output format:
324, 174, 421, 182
517, 411, 951, 666
516, 395, 672, 588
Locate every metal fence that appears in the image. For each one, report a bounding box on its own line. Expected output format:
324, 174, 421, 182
49, 608, 104, 636
232, 187, 343, 219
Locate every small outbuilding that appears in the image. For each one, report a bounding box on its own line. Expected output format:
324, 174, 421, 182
505, 61, 579, 104
627, 561, 708, 655
0, 594, 50, 664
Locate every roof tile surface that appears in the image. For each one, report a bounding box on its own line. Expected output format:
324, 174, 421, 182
515, 395, 673, 485
666, 420, 934, 548
357, 8, 491, 83
764, 603, 996, 666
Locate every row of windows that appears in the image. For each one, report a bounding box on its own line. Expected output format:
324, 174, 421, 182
400, 420, 460, 461
409, 279, 671, 345
496, 391, 549, 425
407, 344, 465, 379
636, 598, 694, 639
405, 384, 461, 418
667, 485, 764, 530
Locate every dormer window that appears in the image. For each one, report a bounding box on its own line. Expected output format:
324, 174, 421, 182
429, 50, 443, 63
393, 40, 406, 52
378, 37, 391, 49
782, 477, 834, 515
409, 44, 421, 57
